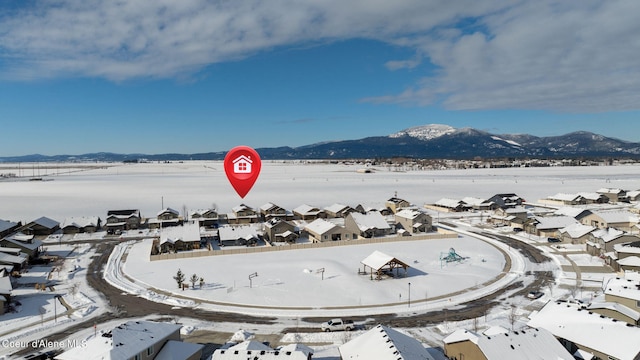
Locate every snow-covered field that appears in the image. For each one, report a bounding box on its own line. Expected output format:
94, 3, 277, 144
0, 161, 635, 357
2, 161, 640, 222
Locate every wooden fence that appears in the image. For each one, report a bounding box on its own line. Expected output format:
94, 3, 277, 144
150, 229, 458, 261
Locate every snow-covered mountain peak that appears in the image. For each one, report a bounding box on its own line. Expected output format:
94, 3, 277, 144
389, 124, 456, 140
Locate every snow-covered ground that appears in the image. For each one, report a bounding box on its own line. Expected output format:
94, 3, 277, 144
1, 161, 634, 357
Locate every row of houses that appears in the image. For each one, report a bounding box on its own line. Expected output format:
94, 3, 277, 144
431, 193, 525, 212
541, 187, 640, 206
445, 272, 640, 360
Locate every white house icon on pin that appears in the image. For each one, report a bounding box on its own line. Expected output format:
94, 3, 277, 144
232, 155, 252, 174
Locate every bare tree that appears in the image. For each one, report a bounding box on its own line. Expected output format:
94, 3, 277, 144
199, 277, 205, 289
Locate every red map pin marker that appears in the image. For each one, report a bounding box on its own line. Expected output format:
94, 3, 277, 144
224, 145, 262, 198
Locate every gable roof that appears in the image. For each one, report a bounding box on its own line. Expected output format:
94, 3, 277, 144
587, 301, 640, 321
154, 340, 203, 360
159, 223, 201, 244
339, 324, 435, 360
293, 204, 322, 215
32, 216, 59, 229
591, 227, 625, 242
0, 251, 28, 265
527, 301, 640, 360
157, 207, 180, 217
61, 216, 100, 229
110, 321, 182, 360
324, 203, 351, 214
361, 251, 409, 271
591, 210, 637, 223
0, 219, 18, 233
533, 216, 578, 230
349, 212, 391, 232
395, 209, 426, 220
232, 204, 255, 213
559, 223, 596, 238
304, 218, 337, 235
218, 225, 259, 242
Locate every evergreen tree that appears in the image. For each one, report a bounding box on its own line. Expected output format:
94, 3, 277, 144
173, 268, 185, 289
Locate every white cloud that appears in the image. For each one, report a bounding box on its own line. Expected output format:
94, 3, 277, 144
1, 1, 639, 112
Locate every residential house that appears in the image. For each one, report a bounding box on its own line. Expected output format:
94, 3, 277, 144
345, 212, 393, 239
56, 320, 203, 360
577, 210, 639, 232
354, 203, 392, 216
155, 223, 202, 254
527, 300, 640, 360
434, 198, 469, 212
602, 274, 640, 322
395, 209, 432, 233
525, 216, 578, 238
293, 204, 326, 221
487, 193, 524, 209
586, 228, 639, 256
323, 203, 355, 218
213, 341, 313, 360
106, 209, 141, 233
385, 197, 411, 214
148, 208, 182, 229
217, 225, 260, 247
542, 192, 609, 206
61, 216, 102, 234
491, 207, 528, 228
19, 216, 59, 236
627, 190, 640, 202
443, 327, 573, 360
597, 188, 629, 203
0, 270, 12, 315
339, 324, 435, 360
0, 233, 43, 260
263, 218, 298, 243
228, 204, 259, 224
189, 209, 218, 227
461, 196, 497, 210
558, 223, 596, 244
586, 302, 640, 326
613, 241, 640, 272
303, 219, 350, 242
259, 202, 292, 221
0, 219, 20, 238
0, 251, 28, 271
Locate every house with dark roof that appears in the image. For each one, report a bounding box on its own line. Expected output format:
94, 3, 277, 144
106, 209, 141, 233
19, 216, 59, 236
487, 193, 524, 209
0, 219, 20, 238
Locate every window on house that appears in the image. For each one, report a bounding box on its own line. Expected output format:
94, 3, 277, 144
147, 347, 154, 356
323, 235, 328, 240
238, 162, 247, 171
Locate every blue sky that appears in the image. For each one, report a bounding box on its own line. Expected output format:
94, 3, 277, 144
0, 1, 639, 156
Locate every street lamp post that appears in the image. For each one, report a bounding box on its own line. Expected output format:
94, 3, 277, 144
408, 282, 411, 308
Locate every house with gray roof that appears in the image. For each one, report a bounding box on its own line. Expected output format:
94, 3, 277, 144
1, 232, 43, 260
19, 216, 59, 236
0, 219, 20, 238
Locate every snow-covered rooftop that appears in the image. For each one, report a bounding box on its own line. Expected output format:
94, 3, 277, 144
527, 301, 640, 360
587, 301, 640, 321
157, 207, 179, 217
349, 212, 391, 232
232, 204, 254, 213
0, 275, 12, 295
159, 223, 201, 244
0, 219, 18, 233
533, 215, 577, 230
324, 203, 350, 214
435, 198, 465, 208
154, 340, 204, 360
559, 223, 596, 238
592, 210, 638, 224
339, 324, 435, 360
361, 250, 407, 271
61, 216, 100, 229
614, 242, 640, 255
218, 225, 258, 241
605, 276, 640, 301
395, 208, 425, 220
304, 218, 338, 235
293, 204, 321, 215
32, 216, 59, 229
591, 227, 625, 242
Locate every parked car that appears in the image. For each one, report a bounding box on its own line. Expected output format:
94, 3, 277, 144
547, 237, 561, 243
321, 318, 355, 332
513, 227, 523, 232
527, 291, 544, 299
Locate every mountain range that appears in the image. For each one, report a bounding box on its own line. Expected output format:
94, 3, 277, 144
2, 124, 639, 162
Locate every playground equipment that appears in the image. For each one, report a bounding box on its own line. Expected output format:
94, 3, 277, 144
440, 247, 467, 268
